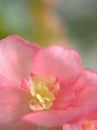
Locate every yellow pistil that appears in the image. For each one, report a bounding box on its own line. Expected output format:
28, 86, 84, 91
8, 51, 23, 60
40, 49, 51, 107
29, 75, 59, 111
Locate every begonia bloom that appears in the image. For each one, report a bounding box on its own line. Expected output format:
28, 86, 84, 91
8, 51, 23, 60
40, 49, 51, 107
0, 35, 97, 130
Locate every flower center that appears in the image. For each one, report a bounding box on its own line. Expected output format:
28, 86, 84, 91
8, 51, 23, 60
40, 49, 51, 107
29, 74, 59, 111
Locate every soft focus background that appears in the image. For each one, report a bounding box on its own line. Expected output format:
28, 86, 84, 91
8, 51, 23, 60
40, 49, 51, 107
0, 0, 97, 72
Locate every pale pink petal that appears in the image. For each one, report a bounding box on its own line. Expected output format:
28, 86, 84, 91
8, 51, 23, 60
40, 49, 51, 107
72, 69, 97, 118
0, 35, 40, 84
32, 46, 83, 86
63, 124, 82, 130
0, 77, 30, 127
23, 107, 81, 126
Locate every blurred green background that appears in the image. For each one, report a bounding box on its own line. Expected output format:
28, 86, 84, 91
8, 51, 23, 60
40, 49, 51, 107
0, 0, 97, 72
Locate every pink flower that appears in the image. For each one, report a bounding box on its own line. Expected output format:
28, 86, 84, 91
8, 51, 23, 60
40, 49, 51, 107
0, 35, 97, 130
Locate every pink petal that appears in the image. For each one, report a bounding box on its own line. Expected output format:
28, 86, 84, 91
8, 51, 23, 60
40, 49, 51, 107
72, 69, 97, 118
23, 107, 81, 126
63, 124, 82, 130
87, 113, 97, 120
53, 92, 75, 109
32, 46, 83, 86
0, 120, 37, 130
0, 76, 30, 127
0, 35, 40, 84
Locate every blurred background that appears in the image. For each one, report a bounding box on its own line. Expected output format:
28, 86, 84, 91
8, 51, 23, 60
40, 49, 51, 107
0, 0, 97, 72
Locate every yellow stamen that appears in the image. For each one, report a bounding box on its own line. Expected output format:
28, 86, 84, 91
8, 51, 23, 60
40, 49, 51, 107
29, 75, 59, 111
